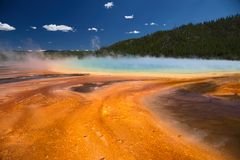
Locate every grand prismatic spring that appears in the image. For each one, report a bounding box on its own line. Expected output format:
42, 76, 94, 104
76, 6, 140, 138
0, 57, 239, 160
1, 0, 240, 159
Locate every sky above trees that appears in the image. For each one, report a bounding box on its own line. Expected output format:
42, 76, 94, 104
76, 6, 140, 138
0, 0, 239, 50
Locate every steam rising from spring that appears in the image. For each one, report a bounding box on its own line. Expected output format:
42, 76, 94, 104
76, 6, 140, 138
1, 51, 240, 74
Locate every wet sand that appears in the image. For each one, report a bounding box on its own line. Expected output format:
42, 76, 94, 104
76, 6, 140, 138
0, 65, 239, 160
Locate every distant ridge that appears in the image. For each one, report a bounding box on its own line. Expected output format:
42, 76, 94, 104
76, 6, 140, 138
100, 15, 240, 60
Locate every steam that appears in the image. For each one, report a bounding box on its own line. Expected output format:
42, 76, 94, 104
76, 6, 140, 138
0, 38, 65, 71
0, 50, 79, 72
2, 52, 240, 74
91, 36, 101, 50
22, 38, 41, 51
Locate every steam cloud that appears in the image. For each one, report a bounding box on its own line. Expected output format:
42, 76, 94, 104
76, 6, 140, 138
91, 36, 101, 50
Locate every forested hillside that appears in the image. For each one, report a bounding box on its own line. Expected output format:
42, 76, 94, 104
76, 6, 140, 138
100, 15, 240, 60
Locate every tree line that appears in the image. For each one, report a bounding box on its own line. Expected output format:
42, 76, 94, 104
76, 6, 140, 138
99, 14, 240, 60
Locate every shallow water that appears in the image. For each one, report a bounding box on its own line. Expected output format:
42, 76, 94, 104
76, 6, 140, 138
62, 57, 240, 74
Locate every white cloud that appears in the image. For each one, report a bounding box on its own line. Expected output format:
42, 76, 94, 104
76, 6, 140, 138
126, 30, 140, 34
31, 26, 37, 30
0, 22, 16, 31
43, 24, 74, 32
124, 15, 134, 20
104, 2, 114, 9
163, 23, 167, 27
150, 22, 158, 26
145, 22, 158, 26
88, 27, 104, 32
88, 27, 98, 32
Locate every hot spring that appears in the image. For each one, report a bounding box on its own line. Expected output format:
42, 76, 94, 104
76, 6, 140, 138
54, 56, 240, 75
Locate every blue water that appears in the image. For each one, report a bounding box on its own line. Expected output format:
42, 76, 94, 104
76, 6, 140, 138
64, 56, 240, 74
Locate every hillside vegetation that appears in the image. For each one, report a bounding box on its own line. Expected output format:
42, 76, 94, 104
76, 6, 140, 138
100, 15, 240, 60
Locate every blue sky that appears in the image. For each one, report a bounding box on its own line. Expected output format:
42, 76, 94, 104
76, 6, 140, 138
0, 0, 240, 51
